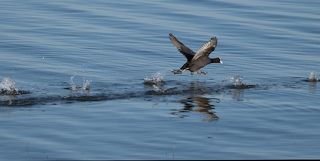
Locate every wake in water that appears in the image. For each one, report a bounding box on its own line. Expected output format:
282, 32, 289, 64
1, 71, 318, 106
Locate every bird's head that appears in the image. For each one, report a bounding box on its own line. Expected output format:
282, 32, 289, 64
211, 57, 223, 64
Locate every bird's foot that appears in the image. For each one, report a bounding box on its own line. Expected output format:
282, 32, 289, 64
196, 70, 207, 75
172, 69, 182, 74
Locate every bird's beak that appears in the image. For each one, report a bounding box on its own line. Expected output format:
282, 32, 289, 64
220, 61, 223, 64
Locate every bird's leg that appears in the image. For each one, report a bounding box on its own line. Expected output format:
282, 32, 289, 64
171, 69, 182, 74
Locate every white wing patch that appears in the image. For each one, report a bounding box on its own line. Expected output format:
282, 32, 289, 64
197, 40, 212, 53
192, 37, 218, 61
196, 37, 217, 54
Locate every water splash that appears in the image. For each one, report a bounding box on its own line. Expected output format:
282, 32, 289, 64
144, 72, 166, 93
144, 72, 165, 86
0, 77, 20, 95
229, 75, 256, 89
68, 75, 91, 92
231, 75, 244, 86
0, 77, 17, 91
308, 72, 318, 82
82, 79, 91, 90
70, 75, 78, 91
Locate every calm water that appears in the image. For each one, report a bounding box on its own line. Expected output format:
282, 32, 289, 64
1, 0, 320, 159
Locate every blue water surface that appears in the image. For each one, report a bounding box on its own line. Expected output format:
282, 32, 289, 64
0, 0, 320, 160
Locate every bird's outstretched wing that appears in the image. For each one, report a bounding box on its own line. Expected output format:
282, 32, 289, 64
192, 36, 218, 61
169, 33, 195, 61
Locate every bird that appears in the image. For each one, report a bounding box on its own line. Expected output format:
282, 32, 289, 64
169, 33, 222, 74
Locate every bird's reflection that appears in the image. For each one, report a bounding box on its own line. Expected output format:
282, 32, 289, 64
231, 88, 245, 101
172, 95, 219, 122
0, 95, 15, 106
168, 81, 219, 121
308, 81, 318, 94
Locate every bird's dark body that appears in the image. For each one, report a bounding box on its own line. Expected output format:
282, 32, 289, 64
169, 33, 222, 73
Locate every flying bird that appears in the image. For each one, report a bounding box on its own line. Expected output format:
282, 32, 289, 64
169, 33, 222, 74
